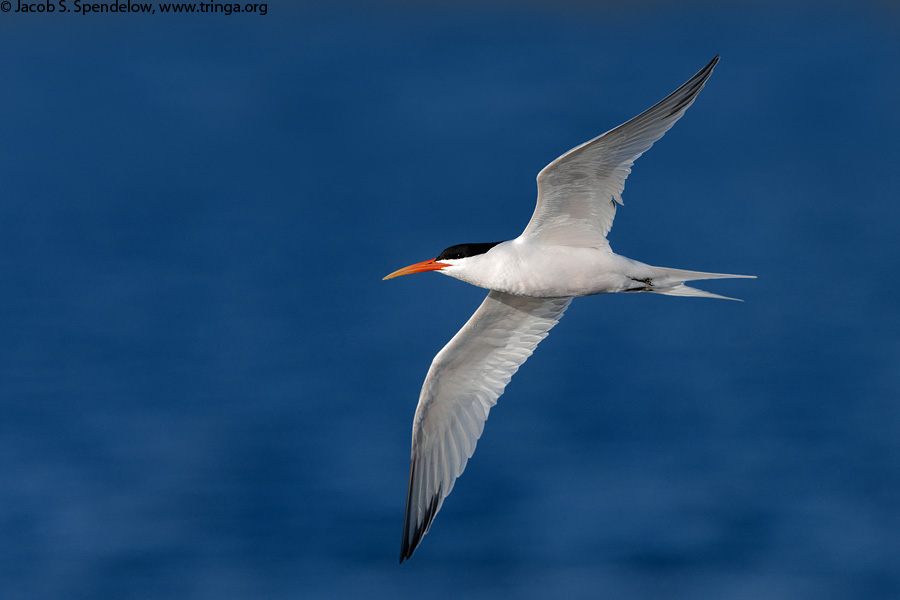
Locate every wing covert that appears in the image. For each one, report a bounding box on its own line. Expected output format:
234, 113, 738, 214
400, 291, 572, 561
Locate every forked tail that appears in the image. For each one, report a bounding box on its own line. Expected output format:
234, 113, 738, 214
649, 266, 755, 301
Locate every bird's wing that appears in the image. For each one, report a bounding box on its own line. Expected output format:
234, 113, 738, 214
521, 56, 719, 248
400, 291, 572, 561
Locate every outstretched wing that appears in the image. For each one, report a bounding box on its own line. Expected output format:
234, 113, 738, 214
400, 291, 572, 562
521, 56, 719, 249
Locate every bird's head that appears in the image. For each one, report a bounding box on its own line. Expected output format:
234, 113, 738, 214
383, 242, 504, 281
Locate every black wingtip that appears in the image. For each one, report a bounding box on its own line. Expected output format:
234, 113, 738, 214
399, 456, 444, 564
399, 458, 417, 563
698, 55, 720, 78
399, 490, 441, 563
663, 56, 719, 119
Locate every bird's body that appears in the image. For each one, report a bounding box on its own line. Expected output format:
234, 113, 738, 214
441, 241, 632, 297
384, 56, 753, 562
433, 240, 741, 299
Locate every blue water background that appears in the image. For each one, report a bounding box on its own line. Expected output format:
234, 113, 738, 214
1, 2, 899, 598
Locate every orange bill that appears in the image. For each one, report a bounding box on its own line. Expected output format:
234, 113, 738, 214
383, 258, 450, 280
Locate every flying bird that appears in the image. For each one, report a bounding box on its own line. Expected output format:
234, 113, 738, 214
384, 56, 753, 562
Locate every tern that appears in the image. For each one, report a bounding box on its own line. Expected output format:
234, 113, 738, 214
384, 56, 753, 562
